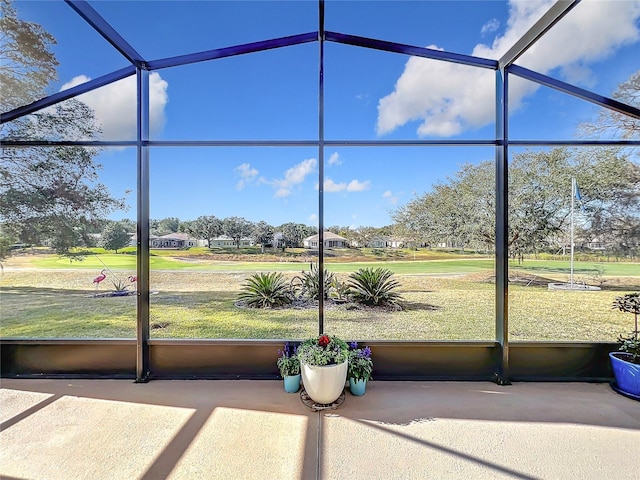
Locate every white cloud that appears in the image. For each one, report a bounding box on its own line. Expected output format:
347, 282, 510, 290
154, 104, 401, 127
235, 163, 259, 190
347, 179, 371, 192
383, 190, 399, 205
481, 18, 500, 36
377, 0, 640, 138
266, 158, 317, 198
328, 152, 342, 166
274, 188, 291, 198
308, 213, 318, 223
323, 178, 371, 193
60, 72, 168, 140
325, 178, 347, 192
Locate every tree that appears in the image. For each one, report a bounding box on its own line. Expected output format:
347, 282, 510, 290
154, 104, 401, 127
184, 215, 223, 248
0, 0, 58, 113
1, 100, 127, 256
117, 218, 136, 233
326, 225, 353, 240
573, 148, 640, 258
391, 147, 639, 260
100, 222, 130, 253
154, 217, 181, 236
580, 70, 640, 140
0, 223, 18, 270
279, 222, 316, 250
222, 216, 254, 249
251, 221, 274, 253
351, 226, 381, 248
0, 0, 126, 257
392, 164, 493, 252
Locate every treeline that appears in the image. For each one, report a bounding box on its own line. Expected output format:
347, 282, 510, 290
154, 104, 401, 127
392, 148, 640, 260
98, 217, 397, 252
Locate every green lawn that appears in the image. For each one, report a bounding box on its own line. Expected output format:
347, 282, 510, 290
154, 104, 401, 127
1, 267, 637, 341
26, 252, 639, 277
3, 250, 637, 340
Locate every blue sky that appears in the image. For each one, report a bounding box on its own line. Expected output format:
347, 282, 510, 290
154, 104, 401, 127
12, 0, 640, 228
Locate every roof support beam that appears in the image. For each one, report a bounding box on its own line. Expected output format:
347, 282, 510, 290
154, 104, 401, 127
65, 0, 146, 67
509, 64, 640, 119
326, 31, 497, 69
147, 32, 317, 70
499, 0, 581, 69
0, 66, 135, 124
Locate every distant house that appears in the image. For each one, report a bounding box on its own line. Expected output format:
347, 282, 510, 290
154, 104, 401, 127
366, 237, 388, 248
210, 235, 253, 248
129, 233, 158, 247
150, 233, 202, 249
583, 238, 608, 251
350, 236, 388, 248
303, 232, 349, 249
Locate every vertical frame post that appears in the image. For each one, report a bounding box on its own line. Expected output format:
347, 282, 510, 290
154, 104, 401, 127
136, 67, 151, 382
318, 0, 325, 335
495, 67, 510, 385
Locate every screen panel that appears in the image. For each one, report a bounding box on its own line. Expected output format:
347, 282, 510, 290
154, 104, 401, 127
0, 147, 137, 338
321, 146, 496, 341
148, 146, 320, 339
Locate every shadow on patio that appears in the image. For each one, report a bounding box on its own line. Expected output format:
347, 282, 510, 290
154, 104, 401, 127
1, 379, 639, 479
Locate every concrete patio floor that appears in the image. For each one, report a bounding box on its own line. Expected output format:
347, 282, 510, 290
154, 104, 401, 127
1, 379, 639, 480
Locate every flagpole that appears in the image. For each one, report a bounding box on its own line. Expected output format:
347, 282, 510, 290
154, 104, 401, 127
570, 177, 575, 288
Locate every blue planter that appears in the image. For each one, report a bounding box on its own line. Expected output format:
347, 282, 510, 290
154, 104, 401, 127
349, 378, 367, 396
610, 352, 640, 398
283, 374, 301, 393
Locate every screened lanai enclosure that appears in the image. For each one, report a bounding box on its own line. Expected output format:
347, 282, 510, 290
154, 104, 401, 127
1, 0, 639, 382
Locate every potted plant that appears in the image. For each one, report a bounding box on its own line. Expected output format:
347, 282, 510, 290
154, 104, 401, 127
297, 334, 349, 404
610, 292, 640, 399
347, 342, 373, 396
277, 342, 300, 393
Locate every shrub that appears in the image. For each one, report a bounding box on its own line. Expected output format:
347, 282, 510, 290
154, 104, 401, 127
291, 262, 335, 300
238, 272, 293, 308
348, 267, 402, 306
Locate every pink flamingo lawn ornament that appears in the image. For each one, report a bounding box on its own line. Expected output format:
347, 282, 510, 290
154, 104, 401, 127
93, 269, 107, 290
128, 275, 137, 293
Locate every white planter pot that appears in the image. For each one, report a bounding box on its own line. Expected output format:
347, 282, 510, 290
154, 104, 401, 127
301, 360, 348, 404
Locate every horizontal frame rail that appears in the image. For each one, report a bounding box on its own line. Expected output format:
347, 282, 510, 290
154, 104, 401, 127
1, 339, 616, 382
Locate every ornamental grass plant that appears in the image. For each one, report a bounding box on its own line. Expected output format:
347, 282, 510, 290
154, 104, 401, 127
238, 272, 293, 308
296, 334, 349, 366
348, 267, 402, 306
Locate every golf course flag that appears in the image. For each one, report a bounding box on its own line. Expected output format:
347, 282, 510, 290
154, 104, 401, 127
574, 180, 582, 202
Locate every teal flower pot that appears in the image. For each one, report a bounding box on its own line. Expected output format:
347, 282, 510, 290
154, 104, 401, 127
349, 378, 367, 396
283, 374, 301, 393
